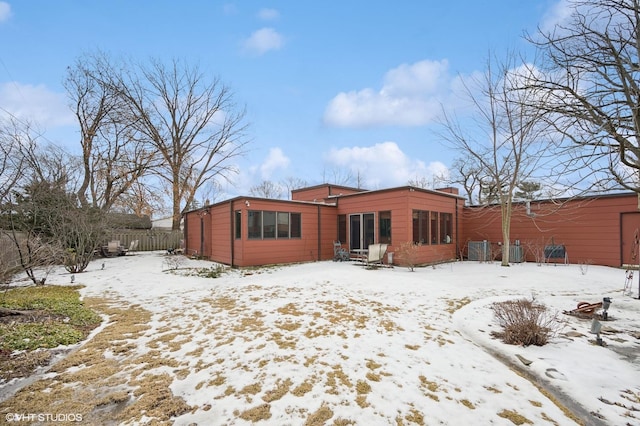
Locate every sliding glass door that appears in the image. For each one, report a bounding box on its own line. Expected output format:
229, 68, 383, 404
349, 213, 375, 251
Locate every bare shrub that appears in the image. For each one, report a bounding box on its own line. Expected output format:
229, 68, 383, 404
396, 242, 420, 271
491, 297, 561, 346
163, 255, 186, 271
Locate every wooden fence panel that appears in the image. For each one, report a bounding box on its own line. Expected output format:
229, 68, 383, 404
106, 230, 183, 253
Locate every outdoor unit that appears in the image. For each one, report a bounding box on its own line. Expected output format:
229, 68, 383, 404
509, 245, 524, 263
468, 241, 491, 261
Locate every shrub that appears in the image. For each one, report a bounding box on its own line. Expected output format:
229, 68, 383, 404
490, 297, 561, 346
396, 241, 420, 271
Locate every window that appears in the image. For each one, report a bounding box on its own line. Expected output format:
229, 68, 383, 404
248, 211, 262, 239
290, 213, 301, 238
440, 213, 453, 244
263, 211, 276, 238
379, 211, 391, 244
430, 211, 439, 244
247, 210, 301, 239
412, 210, 429, 244
235, 211, 241, 239
277, 212, 289, 238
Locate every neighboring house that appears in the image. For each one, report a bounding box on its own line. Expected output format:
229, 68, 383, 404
182, 184, 640, 268
151, 215, 182, 231
183, 184, 463, 267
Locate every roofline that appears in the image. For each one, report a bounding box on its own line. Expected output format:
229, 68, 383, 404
465, 190, 637, 208
290, 183, 365, 195
330, 185, 466, 200
183, 195, 336, 215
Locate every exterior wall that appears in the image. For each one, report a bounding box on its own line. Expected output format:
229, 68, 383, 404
335, 187, 462, 265
461, 193, 640, 267
185, 198, 338, 267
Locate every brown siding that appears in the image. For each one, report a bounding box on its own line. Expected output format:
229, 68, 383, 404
292, 184, 362, 202
337, 188, 461, 265
461, 194, 640, 267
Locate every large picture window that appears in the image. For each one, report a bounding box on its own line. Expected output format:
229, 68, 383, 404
430, 211, 439, 244
247, 210, 302, 239
412, 210, 429, 244
440, 212, 453, 244
379, 211, 391, 244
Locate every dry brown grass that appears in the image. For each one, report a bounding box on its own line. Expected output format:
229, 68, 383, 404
237, 403, 272, 421
304, 404, 334, 425
0, 297, 191, 425
497, 409, 533, 425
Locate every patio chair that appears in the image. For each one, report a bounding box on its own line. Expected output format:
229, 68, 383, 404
364, 243, 388, 267
333, 241, 350, 261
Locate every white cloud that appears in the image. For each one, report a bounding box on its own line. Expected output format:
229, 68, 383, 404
323, 59, 451, 128
0, 82, 75, 127
539, 0, 572, 33
258, 8, 279, 21
0, 2, 11, 23
242, 27, 284, 56
260, 147, 290, 179
325, 141, 449, 188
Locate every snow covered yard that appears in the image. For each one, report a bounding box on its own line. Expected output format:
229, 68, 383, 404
2, 252, 639, 425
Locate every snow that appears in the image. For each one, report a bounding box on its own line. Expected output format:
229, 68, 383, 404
52, 253, 640, 424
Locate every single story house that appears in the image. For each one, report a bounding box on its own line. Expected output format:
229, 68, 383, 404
183, 184, 640, 268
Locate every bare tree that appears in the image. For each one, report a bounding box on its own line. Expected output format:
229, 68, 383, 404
250, 180, 284, 199
64, 52, 158, 211
281, 176, 308, 199
321, 166, 357, 187
0, 118, 30, 203
440, 53, 556, 266
527, 0, 640, 193
449, 155, 486, 204
120, 58, 249, 230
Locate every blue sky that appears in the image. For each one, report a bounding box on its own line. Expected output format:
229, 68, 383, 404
0, 1, 564, 200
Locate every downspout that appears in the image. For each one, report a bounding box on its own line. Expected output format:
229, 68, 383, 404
230, 201, 235, 267
183, 213, 188, 255
317, 205, 322, 261
455, 198, 460, 260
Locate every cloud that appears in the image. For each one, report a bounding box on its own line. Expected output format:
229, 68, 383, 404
260, 147, 290, 179
323, 59, 451, 128
258, 8, 279, 21
0, 2, 11, 22
539, 0, 572, 33
242, 27, 284, 56
325, 141, 449, 188
0, 82, 75, 127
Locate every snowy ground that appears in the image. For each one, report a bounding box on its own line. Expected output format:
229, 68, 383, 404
7, 252, 640, 425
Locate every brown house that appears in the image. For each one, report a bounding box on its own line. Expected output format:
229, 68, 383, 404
184, 184, 463, 267
183, 184, 640, 268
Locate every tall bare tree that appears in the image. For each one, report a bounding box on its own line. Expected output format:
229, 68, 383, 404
120, 59, 249, 230
0, 118, 30, 203
527, 0, 640, 193
440, 53, 555, 266
64, 52, 158, 211
250, 180, 284, 199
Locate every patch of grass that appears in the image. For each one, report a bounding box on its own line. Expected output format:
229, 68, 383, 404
263, 378, 292, 402
0, 285, 102, 381
304, 404, 333, 425
1, 285, 101, 327
497, 409, 532, 425
237, 403, 272, 421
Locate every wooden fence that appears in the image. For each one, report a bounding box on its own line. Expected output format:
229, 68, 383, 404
106, 230, 184, 252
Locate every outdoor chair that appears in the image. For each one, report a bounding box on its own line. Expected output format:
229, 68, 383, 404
364, 243, 388, 267
333, 241, 350, 261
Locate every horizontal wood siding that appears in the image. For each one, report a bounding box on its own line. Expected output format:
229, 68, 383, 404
209, 205, 231, 264
232, 200, 336, 267
461, 194, 639, 266
337, 188, 460, 265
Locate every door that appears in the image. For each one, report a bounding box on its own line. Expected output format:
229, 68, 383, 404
349, 213, 375, 251
621, 212, 640, 266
